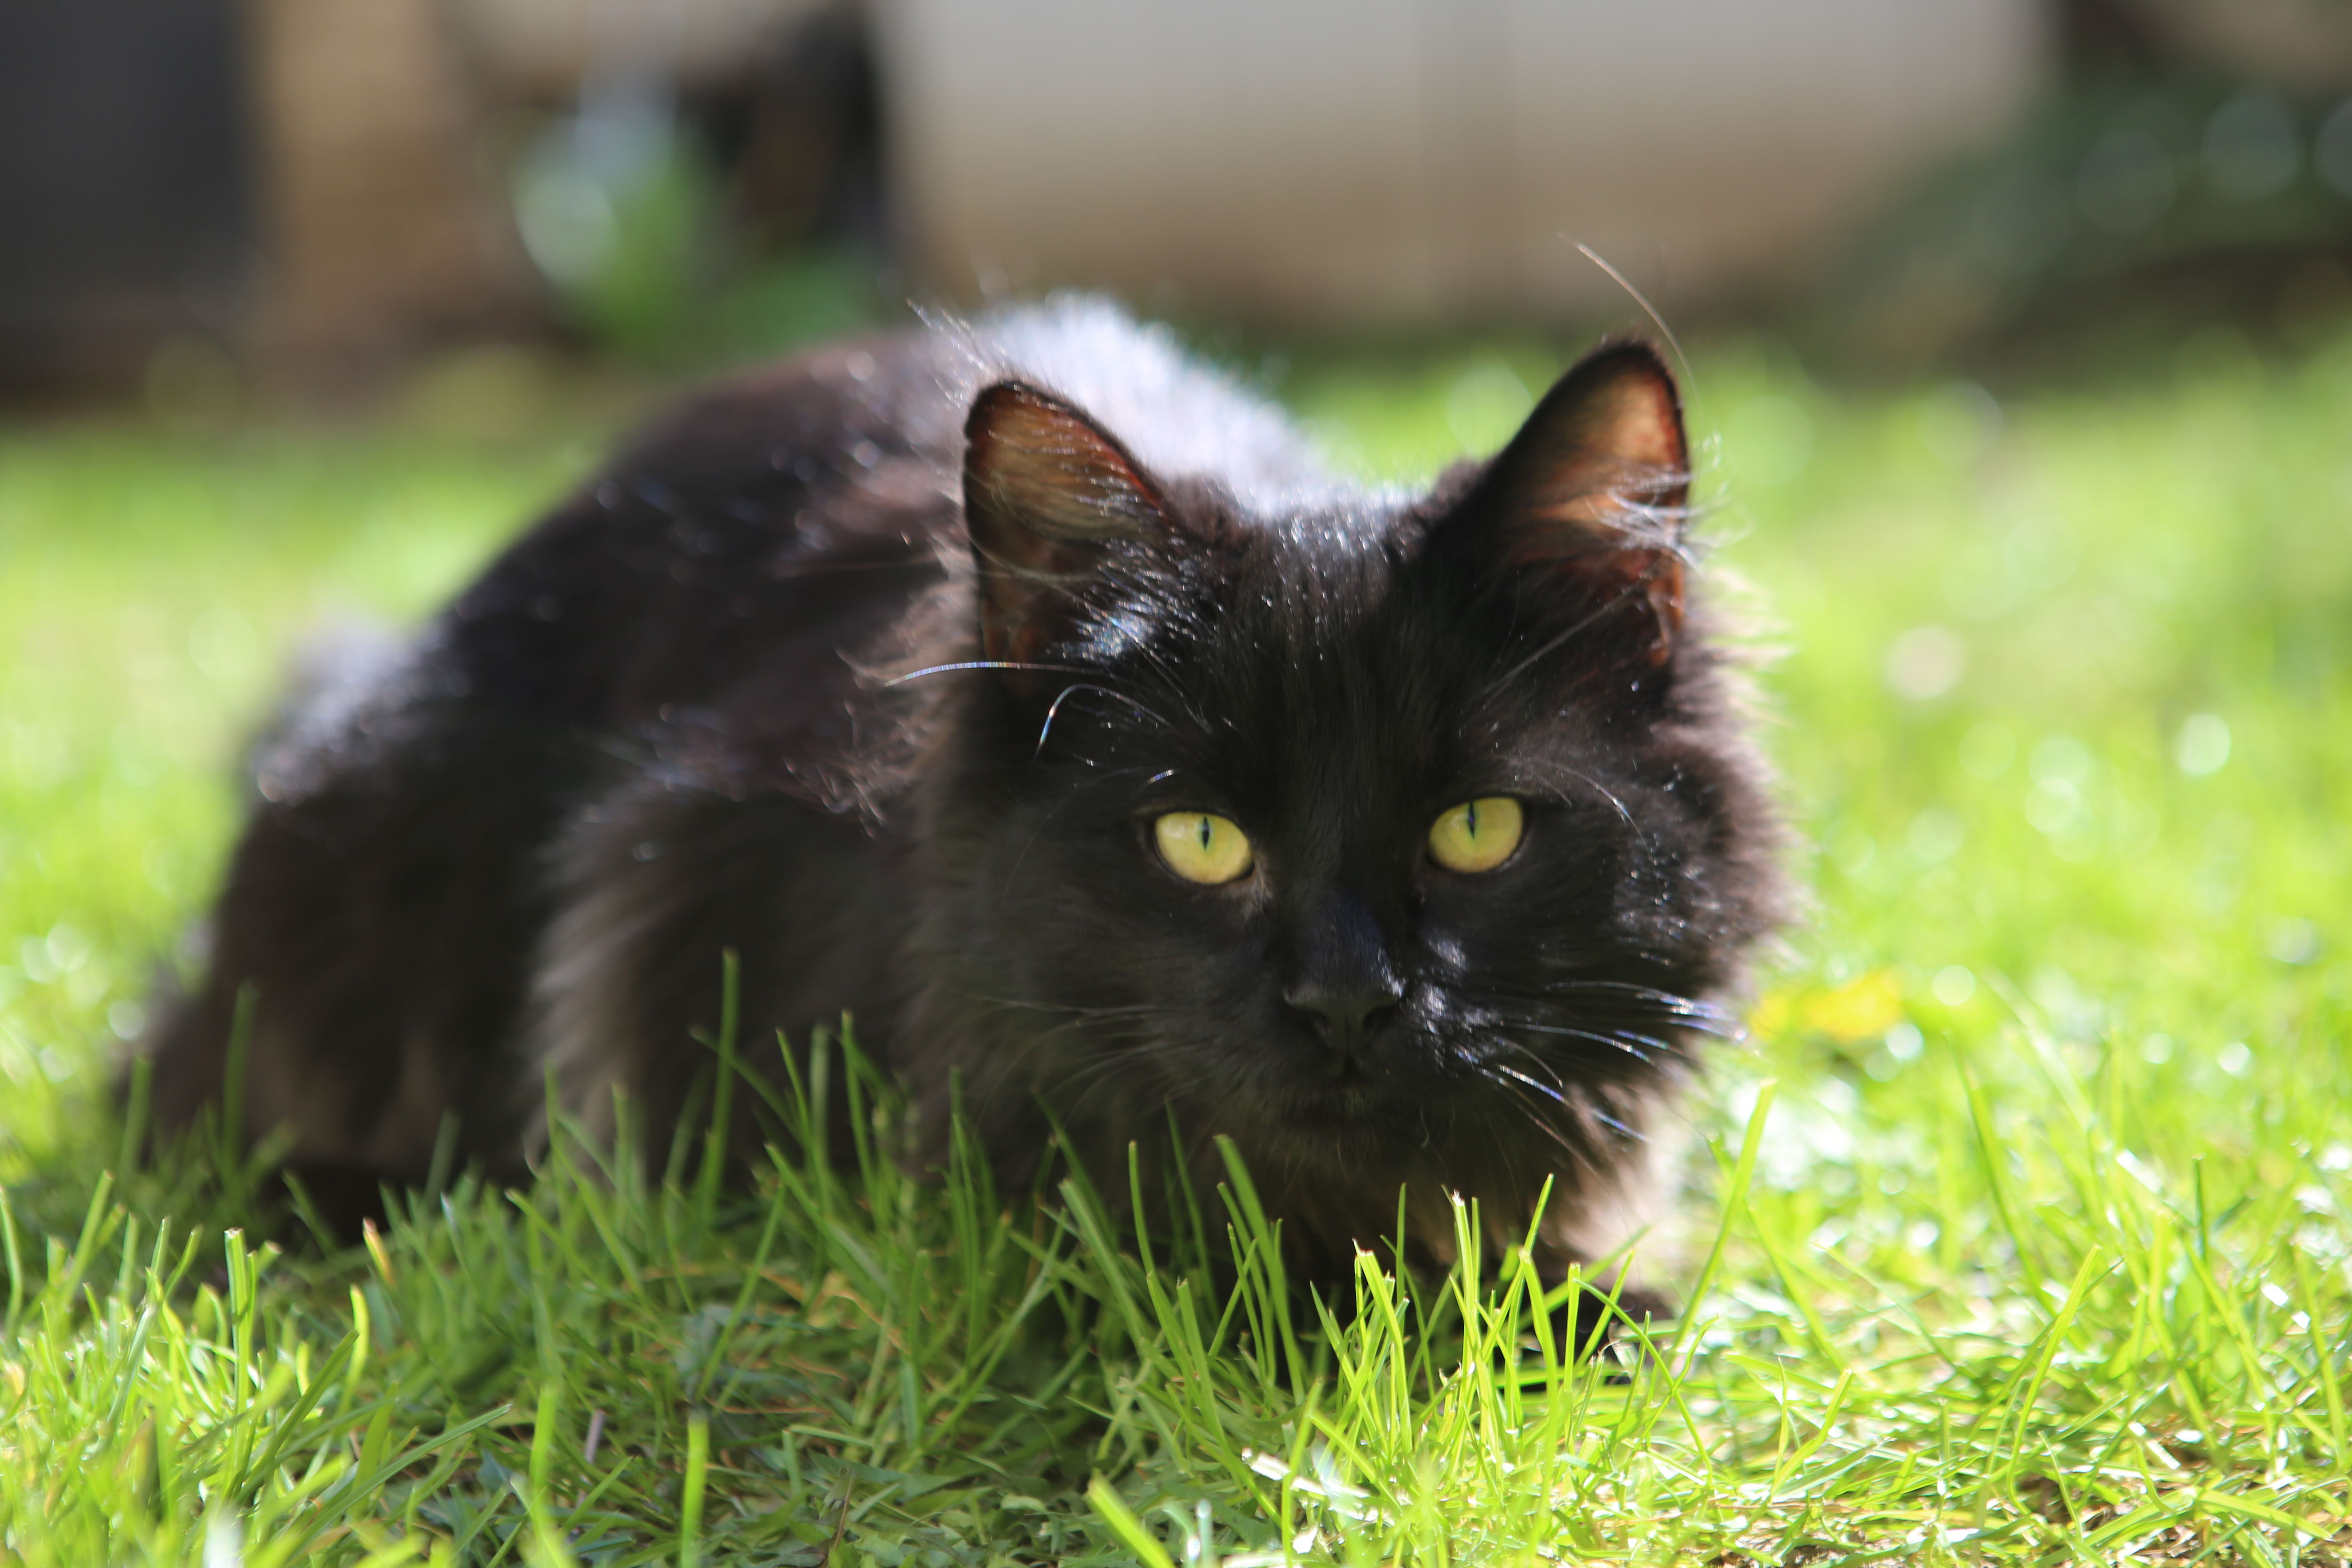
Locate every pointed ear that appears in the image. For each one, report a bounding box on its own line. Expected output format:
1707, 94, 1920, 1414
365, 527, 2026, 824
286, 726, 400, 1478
1460, 341, 1691, 666
963, 380, 1171, 665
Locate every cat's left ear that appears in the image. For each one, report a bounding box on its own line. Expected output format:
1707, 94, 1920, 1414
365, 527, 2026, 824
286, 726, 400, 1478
963, 379, 1171, 664
1451, 341, 1690, 666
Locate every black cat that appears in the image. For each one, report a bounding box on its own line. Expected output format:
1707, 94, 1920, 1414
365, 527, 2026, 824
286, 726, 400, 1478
143, 299, 1782, 1302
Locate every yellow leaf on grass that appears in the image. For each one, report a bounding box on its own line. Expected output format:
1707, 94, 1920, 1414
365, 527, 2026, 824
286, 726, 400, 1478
1805, 971, 1904, 1043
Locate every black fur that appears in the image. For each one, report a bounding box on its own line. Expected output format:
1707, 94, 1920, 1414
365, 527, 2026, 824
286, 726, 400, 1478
144, 300, 1782, 1302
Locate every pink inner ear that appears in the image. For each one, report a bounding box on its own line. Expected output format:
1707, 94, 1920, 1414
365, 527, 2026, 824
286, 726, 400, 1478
1588, 372, 1686, 475
1486, 346, 1691, 668
962, 381, 1168, 665
1529, 366, 1689, 532
965, 383, 1165, 548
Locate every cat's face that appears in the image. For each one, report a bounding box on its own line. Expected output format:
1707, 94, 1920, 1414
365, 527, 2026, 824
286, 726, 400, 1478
920, 346, 1777, 1226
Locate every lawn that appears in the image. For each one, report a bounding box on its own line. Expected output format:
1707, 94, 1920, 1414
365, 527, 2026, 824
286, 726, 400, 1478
0, 323, 2348, 1565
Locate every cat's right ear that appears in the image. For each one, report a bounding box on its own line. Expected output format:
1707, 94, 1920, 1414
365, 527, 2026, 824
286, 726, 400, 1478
963, 380, 1171, 665
1440, 341, 1692, 668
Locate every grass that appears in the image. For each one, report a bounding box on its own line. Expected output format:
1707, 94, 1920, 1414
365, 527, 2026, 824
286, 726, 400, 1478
2, 321, 2351, 1563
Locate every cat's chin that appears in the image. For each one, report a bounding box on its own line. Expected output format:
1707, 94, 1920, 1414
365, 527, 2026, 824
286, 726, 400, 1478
1255, 1077, 1434, 1148
1272, 1089, 1376, 1132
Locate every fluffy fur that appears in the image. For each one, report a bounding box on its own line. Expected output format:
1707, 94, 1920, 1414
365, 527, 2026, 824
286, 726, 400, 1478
143, 299, 1783, 1302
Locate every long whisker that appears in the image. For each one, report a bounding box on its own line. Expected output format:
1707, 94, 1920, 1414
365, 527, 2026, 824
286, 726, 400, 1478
958, 993, 1164, 1023
1051, 1033, 1185, 1130
885, 661, 1178, 745
1473, 1058, 1593, 1171
1474, 1031, 1657, 1174
1482, 1057, 1573, 1111
1539, 977, 1732, 1006
884, 659, 1098, 685
1437, 977, 1738, 1038
1574, 242, 1695, 390
1554, 767, 1642, 837
1481, 1019, 1666, 1063
1490, 1002, 1734, 1043
989, 762, 1162, 898
943, 996, 1173, 1128
1036, 683, 1176, 755
1478, 582, 1653, 703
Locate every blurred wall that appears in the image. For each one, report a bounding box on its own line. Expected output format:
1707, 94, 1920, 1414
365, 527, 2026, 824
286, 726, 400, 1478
874, 0, 2050, 323
0, 0, 252, 391
244, 0, 541, 377
452, 0, 833, 98
3, 0, 2064, 391
2128, 0, 2352, 93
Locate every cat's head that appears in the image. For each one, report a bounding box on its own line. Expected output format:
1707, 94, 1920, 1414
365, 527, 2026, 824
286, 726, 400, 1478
914, 342, 1780, 1252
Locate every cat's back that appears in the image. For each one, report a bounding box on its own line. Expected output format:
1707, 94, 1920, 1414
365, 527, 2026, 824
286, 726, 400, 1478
430, 298, 1327, 742
430, 329, 962, 740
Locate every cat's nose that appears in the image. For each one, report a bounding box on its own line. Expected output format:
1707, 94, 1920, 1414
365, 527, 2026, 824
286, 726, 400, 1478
1286, 891, 1402, 1065
1283, 979, 1402, 1064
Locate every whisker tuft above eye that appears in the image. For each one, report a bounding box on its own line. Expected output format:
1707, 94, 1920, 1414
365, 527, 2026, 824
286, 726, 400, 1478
883, 659, 1100, 685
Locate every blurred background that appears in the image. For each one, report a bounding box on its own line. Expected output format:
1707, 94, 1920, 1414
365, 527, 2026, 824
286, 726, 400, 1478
6, 0, 2352, 405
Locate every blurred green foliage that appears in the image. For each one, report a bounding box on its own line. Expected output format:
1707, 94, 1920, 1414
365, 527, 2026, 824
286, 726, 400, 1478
1824, 74, 2352, 371
512, 116, 885, 368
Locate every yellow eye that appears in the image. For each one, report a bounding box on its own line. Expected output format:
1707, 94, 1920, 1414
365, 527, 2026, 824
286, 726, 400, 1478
1152, 818, 1251, 888
1428, 796, 1524, 873
1153, 812, 1255, 884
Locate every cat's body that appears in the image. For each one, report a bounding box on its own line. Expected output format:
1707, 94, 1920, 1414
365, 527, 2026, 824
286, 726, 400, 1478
145, 300, 1781, 1296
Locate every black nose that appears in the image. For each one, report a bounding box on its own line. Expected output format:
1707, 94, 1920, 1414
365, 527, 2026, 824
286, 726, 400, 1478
1284, 979, 1402, 1064
1285, 891, 1402, 1066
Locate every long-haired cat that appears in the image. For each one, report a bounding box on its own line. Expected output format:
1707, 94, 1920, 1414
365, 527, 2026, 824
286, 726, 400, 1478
143, 299, 1782, 1307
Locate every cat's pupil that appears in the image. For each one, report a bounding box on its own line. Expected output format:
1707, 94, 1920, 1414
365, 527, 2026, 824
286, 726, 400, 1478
1196, 816, 1212, 851
1463, 801, 1479, 839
